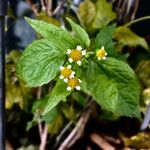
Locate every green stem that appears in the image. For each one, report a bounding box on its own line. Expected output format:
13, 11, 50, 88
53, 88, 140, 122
125, 16, 150, 27
88, 52, 94, 55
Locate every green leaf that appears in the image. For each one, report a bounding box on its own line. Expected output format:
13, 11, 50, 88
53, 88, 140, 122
42, 107, 59, 123
36, 12, 61, 26
78, 0, 96, 28
95, 24, 116, 53
25, 17, 80, 50
17, 145, 39, 150
6, 50, 22, 64
17, 39, 65, 87
31, 96, 59, 123
6, 53, 32, 110
31, 96, 48, 113
92, 0, 117, 29
61, 103, 76, 120
114, 26, 149, 50
85, 58, 141, 118
48, 113, 63, 135
136, 60, 150, 87
26, 120, 37, 131
66, 18, 90, 48
42, 80, 71, 116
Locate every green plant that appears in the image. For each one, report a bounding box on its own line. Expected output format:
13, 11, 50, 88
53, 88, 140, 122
17, 17, 141, 119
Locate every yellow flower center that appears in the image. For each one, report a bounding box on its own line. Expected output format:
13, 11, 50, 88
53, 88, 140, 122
61, 67, 72, 78
68, 77, 79, 88
96, 49, 107, 59
70, 49, 82, 61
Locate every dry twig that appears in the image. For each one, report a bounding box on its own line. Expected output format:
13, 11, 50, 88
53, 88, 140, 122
58, 101, 96, 150
36, 87, 48, 150
90, 133, 115, 150
140, 104, 150, 131
40, 0, 65, 17
39, 124, 49, 150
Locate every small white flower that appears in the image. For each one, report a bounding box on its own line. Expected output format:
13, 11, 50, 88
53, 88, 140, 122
96, 46, 107, 61
76, 86, 81, 90
67, 77, 82, 91
59, 65, 74, 81
67, 86, 72, 91
69, 58, 73, 63
67, 45, 87, 65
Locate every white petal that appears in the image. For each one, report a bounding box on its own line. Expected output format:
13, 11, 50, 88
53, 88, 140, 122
69, 74, 75, 78
59, 66, 64, 70
98, 57, 101, 60
78, 79, 82, 83
69, 58, 73, 63
67, 86, 72, 91
105, 53, 108, 56
82, 50, 86, 56
101, 46, 104, 50
76, 86, 81, 90
59, 75, 64, 79
67, 49, 71, 54
72, 71, 75, 75
77, 45, 82, 51
67, 65, 72, 69
77, 60, 82, 66
64, 78, 68, 83
61, 25, 66, 29
103, 57, 106, 60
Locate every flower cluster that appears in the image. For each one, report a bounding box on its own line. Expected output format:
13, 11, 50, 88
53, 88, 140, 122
59, 45, 108, 91
59, 45, 86, 91
59, 65, 82, 91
